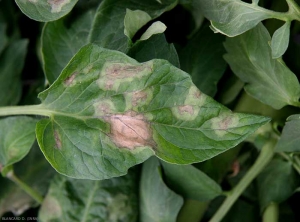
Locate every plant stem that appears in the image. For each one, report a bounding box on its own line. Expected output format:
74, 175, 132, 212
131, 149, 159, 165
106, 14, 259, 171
6, 171, 43, 204
209, 138, 276, 222
0, 104, 51, 117
279, 153, 300, 174
286, 0, 300, 19
177, 199, 209, 222
263, 202, 279, 222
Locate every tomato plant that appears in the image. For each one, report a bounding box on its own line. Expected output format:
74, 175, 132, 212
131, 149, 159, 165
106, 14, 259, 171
0, 0, 300, 221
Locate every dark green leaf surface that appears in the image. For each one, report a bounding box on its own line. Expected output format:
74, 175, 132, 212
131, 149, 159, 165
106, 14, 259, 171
179, 25, 226, 96
0, 177, 32, 216
128, 34, 180, 67
161, 162, 222, 201
0, 39, 28, 106
0, 23, 7, 55
15, 0, 78, 22
89, 0, 178, 52
42, 0, 176, 83
224, 23, 300, 109
42, 10, 95, 83
36, 44, 269, 179
275, 114, 300, 152
39, 171, 138, 222
0, 117, 37, 175
271, 22, 291, 59
257, 158, 300, 210
199, 0, 271, 37
0, 143, 55, 216
140, 157, 183, 222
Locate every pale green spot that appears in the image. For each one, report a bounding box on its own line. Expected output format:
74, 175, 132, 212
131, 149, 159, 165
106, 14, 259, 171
93, 100, 116, 117
171, 105, 200, 121
171, 86, 207, 121
47, 0, 70, 13
83, 64, 94, 74
125, 88, 153, 111
185, 85, 207, 106
210, 114, 240, 137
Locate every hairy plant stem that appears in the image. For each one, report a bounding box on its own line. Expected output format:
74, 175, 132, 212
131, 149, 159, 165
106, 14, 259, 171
6, 171, 43, 204
262, 202, 279, 222
209, 138, 277, 222
0, 104, 51, 117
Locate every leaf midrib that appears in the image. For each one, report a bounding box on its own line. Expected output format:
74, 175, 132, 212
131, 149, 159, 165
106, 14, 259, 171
80, 181, 99, 222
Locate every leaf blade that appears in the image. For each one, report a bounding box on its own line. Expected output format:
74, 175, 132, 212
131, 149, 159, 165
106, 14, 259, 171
15, 0, 78, 22
36, 44, 270, 179
224, 23, 300, 109
140, 157, 183, 222
271, 22, 291, 58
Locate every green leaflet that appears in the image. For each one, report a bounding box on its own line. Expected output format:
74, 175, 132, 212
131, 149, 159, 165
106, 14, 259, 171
0, 23, 7, 55
128, 34, 180, 67
0, 39, 28, 106
35, 44, 269, 180
224, 23, 300, 109
161, 161, 222, 201
42, 10, 95, 83
39, 171, 138, 222
198, 0, 271, 37
0, 117, 37, 176
42, 0, 177, 83
15, 0, 78, 22
179, 0, 204, 34
257, 158, 300, 211
0, 143, 55, 216
179, 24, 227, 97
139, 21, 167, 41
140, 157, 183, 222
124, 9, 152, 40
275, 114, 300, 152
271, 22, 291, 58
89, 0, 178, 52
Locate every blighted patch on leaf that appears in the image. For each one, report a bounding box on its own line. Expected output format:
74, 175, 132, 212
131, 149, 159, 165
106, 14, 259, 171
209, 114, 240, 137
125, 88, 153, 110
54, 130, 62, 150
93, 100, 116, 117
28, 0, 38, 3
64, 72, 78, 86
171, 86, 207, 121
185, 85, 207, 105
47, 0, 70, 13
105, 111, 154, 150
97, 62, 153, 91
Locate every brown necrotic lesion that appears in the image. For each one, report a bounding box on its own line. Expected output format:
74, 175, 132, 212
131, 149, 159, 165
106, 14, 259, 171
105, 111, 154, 150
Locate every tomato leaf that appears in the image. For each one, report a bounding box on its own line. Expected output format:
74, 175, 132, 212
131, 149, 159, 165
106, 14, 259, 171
275, 114, 300, 152
35, 44, 269, 179
15, 0, 78, 22
0, 117, 37, 176
39, 170, 138, 222
161, 161, 222, 201
224, 23, 300, 109
140, 157, 183, 222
